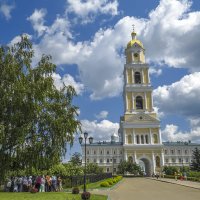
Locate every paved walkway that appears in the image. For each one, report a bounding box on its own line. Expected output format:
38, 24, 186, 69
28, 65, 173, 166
148, 177, 200, 190
92, 178, 200, 200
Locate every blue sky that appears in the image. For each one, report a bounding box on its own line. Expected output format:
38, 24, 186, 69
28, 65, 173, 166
1, 0, 200, 160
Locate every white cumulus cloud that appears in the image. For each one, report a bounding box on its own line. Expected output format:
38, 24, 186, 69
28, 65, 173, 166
0, 3, 15, 20
66, 0, 119, 24
95, 110, 109, 119
162, 123, 200, 143
52, 73, 84, 95
81, 119, 119, 141
153, 72, 200, 117
27, 9, 48, 36
26, 0, 200, 100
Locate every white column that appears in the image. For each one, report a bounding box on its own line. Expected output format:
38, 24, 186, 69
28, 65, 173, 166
150, 128, 152, 144
139, 135, 141, 144
161, 151, 165, 167
159, 129, 162, 144
144, 92, 147, 110
142, 69, 144, 83
124, 129, 127, 144
131, 68, 134, 84
132, 94, 135, 110
134, 151, 137, 164
132, 69, 135, 83
152, 152, 156, 174
132, 130, 135, 144
147, 68, 150, 84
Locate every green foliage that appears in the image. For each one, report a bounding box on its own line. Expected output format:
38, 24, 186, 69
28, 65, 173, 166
107, 180, 113, 185
162, 166, 179, 175
63, 163, 84, 176
100, 181, 110, 187
117, 161, 142, 175
86, 163, 103, 174
99, 176, 122, 188
70, 152, 82, 166
0, 36, 81, 180
188, 171, 200, 178
190, 148, 200, 171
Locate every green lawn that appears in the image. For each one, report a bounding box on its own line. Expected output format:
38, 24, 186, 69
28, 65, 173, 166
0, 192, 107, 200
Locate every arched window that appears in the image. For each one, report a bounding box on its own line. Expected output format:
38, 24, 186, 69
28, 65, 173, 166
134, 53, 139, 62
145, 135, 149, 144
153, 134, 158, 144
156, 156, 160, 167
136, 96, 143, 109
128, 156, 133, 163
141, 135, 144, 144
135, 72, 141, 84
136, 135, 140, 144
128, 135, 132, 144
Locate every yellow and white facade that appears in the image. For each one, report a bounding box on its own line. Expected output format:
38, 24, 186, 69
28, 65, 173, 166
81, 30, 200, 175
119, 30, 163, 175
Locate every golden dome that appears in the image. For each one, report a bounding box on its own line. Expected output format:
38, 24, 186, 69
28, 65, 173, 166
126, 31, 144, 49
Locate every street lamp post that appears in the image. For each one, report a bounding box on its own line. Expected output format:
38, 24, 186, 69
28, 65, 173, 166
79, 132, 93, 192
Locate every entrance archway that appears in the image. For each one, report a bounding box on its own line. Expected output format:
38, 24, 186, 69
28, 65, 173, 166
138, 158, 151, 176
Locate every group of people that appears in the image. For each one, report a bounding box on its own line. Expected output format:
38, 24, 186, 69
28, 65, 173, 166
4, 175, 63, 192
174, 172, 187, 181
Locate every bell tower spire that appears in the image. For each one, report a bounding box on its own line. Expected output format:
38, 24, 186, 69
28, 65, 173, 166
119, 29, 164, 175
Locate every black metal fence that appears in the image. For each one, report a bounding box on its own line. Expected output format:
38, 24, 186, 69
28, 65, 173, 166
62, 173, 112, 188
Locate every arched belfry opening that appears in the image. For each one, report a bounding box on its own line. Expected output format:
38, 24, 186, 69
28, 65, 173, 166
135, 72, 141, 84
136, 96, 143, 109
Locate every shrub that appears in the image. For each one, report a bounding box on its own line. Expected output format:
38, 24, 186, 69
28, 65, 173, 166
100, 182, 109, 187
30, 188, 38, 193
81, 192, 91, 200
107, 180, 113, 185
72, 187, 79, 194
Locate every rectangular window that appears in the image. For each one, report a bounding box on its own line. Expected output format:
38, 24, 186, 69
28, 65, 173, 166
186, 158, 189, 163
185, 150, 188, 155
113, 159, 117, 163
165, 150, 167, 154
171, 150, 174, 155
179, 158, 182, 163
107, 151, 109, 155
178, 150, 181, 154
107, 159, 109, 163
165, 159, 168, 163
100, 159, 103, 163
107, 168, 109, 172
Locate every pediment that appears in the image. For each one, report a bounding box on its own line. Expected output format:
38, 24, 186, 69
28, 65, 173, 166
125, 113, 160, 123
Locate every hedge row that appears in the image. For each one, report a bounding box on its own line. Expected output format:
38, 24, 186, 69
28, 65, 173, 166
164, 175, 200, 182
100, 176, 123, 187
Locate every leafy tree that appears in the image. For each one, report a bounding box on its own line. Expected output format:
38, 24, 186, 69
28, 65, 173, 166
63, 163, 84, 176
86, 163, 103, 174
117, 161, 128, 175
190, 147, 200, 171
0, 36, 81, 179
70, 152, 82, 166
162, 166, 179, 175
118, 161, 142, 175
